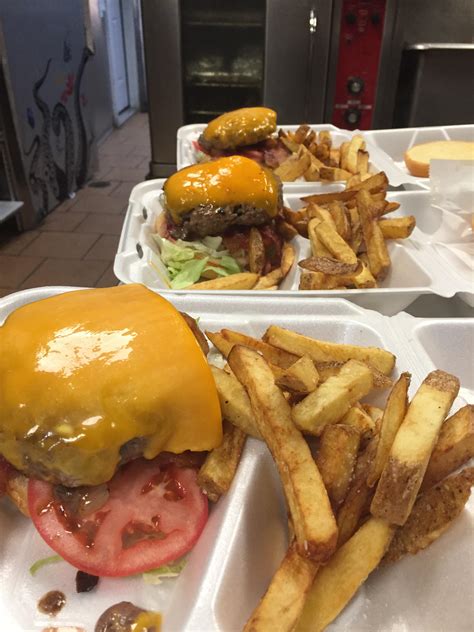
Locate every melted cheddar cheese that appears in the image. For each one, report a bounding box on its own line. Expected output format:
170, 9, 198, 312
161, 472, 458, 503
164, 155, 279, 223
0, 285, 222, 486
202, 107, 276, 149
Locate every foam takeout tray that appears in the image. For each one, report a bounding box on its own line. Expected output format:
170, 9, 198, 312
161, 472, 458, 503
176, 123, 422, 189
0, 287, 473, 631
113, 180, 474, 315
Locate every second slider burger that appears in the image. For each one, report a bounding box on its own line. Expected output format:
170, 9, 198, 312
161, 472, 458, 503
153, 155, 294, 289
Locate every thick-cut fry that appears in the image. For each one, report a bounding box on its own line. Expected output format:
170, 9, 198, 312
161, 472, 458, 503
304, 162, 321, 182
315, 221, 358, 265
263, 325, 396, 375
219, 329, 299, 368
367, 373, 411, 487
5, 472, 29, 517
253, 268, 283, 290
276, 218, 299, 241
188, 272, 259, 290
344, 135, 366, 173
353, 260, 377, 288
244, 543, 319, 632
379, 216, 416, 239
206, 330, 235, 357
327, 201, 351, 241
384, 467, 474, 564
347, 171, 389, 193
357, 150, 369, 176
371, 370, 460, 526
347, 206, 363, 253
283, 206, 308, 225
315, 424, 360, 507
357, 189, 391, 279
198, 421, 246, 502
281, 242, 295, 276
308, 218, 332, 257
382, 201, 401, 215
422, 405, 474, 490
249, 227, 265, 274
301, 190, 356, 205
295, 518, 394, 632
274, 145, 312, 181
292, 360, 373, 435
329, 147, 340, 167
228, 345, 338, 561
209, 366, 261, 439
298, 256, 359, 276
307, 203, 338, 230
341, 404, 376, 443
275, 355, 320, 395
298, 271, 338, 290
319, 166, 353, 181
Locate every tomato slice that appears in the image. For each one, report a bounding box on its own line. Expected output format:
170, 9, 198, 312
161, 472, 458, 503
27, 459, 208, 577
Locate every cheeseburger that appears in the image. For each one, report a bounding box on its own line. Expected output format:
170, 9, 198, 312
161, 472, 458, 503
0, 285, 222, 577
195, 107, 291, 168
154, 155, 290, 288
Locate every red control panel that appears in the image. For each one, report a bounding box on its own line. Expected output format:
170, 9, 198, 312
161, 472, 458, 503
331, 0, 386, 129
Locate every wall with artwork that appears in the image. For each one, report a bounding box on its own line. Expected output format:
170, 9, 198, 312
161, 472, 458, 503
0, 0, 114, 219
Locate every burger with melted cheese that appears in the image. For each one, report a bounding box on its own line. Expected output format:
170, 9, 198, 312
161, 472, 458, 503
154, 155, 288, 288
195, 107, 291, 168
0, 284, 222, 577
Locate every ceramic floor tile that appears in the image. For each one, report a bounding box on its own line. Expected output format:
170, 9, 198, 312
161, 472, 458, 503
68, 194, 128, 214
0, 229, 41, 255
84, 181, 122, 196
27, 232, 100, 259
0, 287, 13, 298
84, 234, 120, 261
20, 258, 109, 289
75, 213, 124, 236
0, 255, 44, 287
42, 212, 88, 232
105, 167, 148, 182
95, 263, 119, 287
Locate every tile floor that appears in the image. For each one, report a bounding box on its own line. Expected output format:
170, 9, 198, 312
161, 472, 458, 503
0, 112, 151, 298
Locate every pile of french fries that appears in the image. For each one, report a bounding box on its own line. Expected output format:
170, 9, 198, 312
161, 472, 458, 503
197, 325, 474, 631
280, 171, 416, 289
275, 127, 371, 183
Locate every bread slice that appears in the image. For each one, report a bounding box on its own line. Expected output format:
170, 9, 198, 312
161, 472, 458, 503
404, 140, 474, 177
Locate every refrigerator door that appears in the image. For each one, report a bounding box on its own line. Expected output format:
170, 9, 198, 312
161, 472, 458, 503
264, 0, 334, 123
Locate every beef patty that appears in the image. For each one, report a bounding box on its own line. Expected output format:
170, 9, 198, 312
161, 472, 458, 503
169, 204, 270, 240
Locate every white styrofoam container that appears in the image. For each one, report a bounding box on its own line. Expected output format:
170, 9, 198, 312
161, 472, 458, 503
113, 181, 473, 315
364, 124, 474, 189
0, 287, 473, 632
176, 123, 422, 190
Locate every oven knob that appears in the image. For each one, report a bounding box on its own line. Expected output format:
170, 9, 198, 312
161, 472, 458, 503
345, 12, 356, 24
344, 108, 361, 126
347, 77, 364, 94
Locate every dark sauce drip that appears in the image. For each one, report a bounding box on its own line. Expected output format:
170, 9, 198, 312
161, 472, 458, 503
121, 515, 167, 549
37, 590, 66, 616
76, 570, 100, 593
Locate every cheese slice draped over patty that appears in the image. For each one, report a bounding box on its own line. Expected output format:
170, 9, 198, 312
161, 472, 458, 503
201, 106, 277, 149
164, 155, 279, 223
0, 284, 222, 486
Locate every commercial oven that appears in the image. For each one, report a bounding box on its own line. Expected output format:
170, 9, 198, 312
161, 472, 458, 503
141, 0, 472, 176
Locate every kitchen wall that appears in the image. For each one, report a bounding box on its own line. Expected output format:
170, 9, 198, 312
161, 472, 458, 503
0, 0, 114, 219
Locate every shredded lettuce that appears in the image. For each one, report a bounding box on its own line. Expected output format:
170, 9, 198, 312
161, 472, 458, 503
142, 558, 187, 585
150, 235, 240, 289
29, 554, 63, 576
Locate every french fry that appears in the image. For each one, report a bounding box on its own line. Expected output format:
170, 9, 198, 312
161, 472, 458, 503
337, 437, 377, 546
357, 150, 369, 176
315, 424, 361, 508
319, 166, 353, 181
294, 124, 311, 144
281, 242, 295, 276
384, 467, 474, 564
345, 135, 366, 174
299, 270, 339, 291
329, 147, 340, 167
371, 370, 460, 526
295, 518, 395, 632
274, 145, 312, 181
382, 201, 401, 214
318, 130, 332, 147
262, 325, 396, 375
219, 329, 299, 368
353, 259, 377, 288
5, 472, 29, 517
275, 355, 320, 395
347, 206, 363, 253
253, 268, 283, 290
422, 405, 474, 490
244, 542, 319, 632
283, 206, 308, 225
249, 227, 265, 274
276, 218, 299, 241
198, 421, 246, 502
315, 221, 358, 265
303, 162, 320, 182
357, 190, 391, 280
307, 203, 338, 230
228, 345, 338, 561
206, 330, 235, 357
298, 256, 359, 276
367, 373, 411, 488
347, 171, 389, 193
292, 360, 373, 436
378, 216, 416, 239
209, 366, 261, 439
346, 173, 361, 188
341, 403, 376, 443
301, 190, 356, 205
327, 201, 351, 241
188, 272, 259, 290
308, 218, 332, 257
339, 141, 350, 171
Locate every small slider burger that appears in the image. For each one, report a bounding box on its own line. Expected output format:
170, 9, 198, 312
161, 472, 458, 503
195, 107, 291, 168
0, 285, 222, 578
154, 155, 293, 289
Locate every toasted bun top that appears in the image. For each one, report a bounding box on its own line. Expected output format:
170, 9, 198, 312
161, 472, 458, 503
164, 155, 279, 223
0, 285, 222, 486
404, 140, 474, 177
202, 107, 277, 149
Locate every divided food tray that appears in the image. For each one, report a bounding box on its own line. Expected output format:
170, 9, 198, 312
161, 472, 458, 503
113, 180, 473, 315
176, 123, 421, 189
364, 124, 474, 188
0, 287, 472, 632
